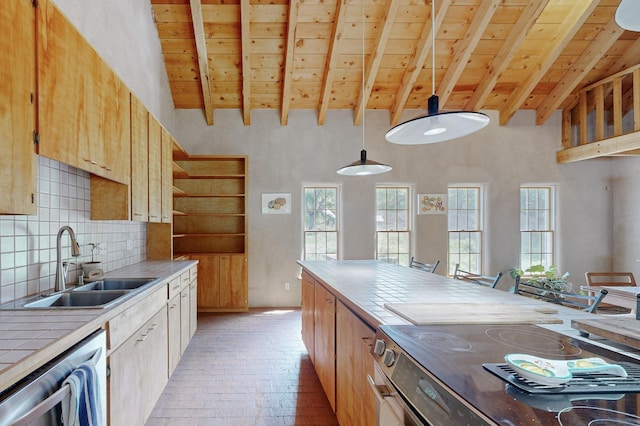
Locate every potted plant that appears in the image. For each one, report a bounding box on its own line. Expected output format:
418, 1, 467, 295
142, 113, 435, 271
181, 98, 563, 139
509, 264, 573, 299
81, 242, 104, 278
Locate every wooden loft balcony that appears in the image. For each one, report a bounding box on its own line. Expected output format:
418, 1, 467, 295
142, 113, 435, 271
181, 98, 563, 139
558, 65, 640, 163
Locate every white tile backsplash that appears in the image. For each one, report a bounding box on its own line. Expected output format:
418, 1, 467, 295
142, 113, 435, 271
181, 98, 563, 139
0, 157, 147, 303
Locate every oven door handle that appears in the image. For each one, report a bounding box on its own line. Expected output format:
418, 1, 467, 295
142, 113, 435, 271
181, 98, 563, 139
368, 375, 404, 426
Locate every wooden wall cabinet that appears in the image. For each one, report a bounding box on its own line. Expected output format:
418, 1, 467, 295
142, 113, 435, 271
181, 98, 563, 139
173, 154, 248, 312
336, 301, 376, 426
0, 0, 37, 215
314, 282, 336, 411
161, 128, 173, 223
148, 114, 162, 223
37, 0, 130, 185
131, 95, 150, 222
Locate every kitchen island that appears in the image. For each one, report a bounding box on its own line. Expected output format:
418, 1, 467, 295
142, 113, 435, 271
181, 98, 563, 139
299, 260, 640, 425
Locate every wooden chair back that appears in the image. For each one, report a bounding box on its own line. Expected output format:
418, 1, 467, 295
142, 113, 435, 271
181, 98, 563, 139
514, 275, 608, 313
585, 272, 636, 287
409, 257, 439, 273
453, 264, 503, 288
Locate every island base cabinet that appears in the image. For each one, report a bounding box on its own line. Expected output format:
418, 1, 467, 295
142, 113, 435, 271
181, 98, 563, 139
314, 283, 336, 411
109, 306, 168, 426
336, 301, 376, 426
301, 270, 315, 364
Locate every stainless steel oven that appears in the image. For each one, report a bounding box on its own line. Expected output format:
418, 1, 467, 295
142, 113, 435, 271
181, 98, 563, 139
371, 323, 640, 425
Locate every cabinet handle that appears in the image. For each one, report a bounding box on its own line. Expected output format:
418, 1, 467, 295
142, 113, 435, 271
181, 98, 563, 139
148, 323, 158, 331
170, 304, 177, 309
137, 333, 148, 342
101, 165, 112, 172
182, 293, 188, 299
173, 284, 180, 290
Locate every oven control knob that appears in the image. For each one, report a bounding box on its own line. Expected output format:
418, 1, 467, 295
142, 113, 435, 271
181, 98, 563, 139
382, 349, 396, 367
373, 339, 386, 356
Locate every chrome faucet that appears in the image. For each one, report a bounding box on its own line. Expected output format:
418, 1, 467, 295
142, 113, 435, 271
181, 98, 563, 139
55, 226, 81, 292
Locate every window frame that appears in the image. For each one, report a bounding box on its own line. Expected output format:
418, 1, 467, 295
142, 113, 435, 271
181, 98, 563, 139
375, 185, 412, 266
302, 185, 340, 261
447, 185, 484, 276
519, 184, 556, 271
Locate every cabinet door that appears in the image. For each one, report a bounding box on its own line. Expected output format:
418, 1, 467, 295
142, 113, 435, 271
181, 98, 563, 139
192, 254, 220, 310
180, 287, 190, 354
301, 270, 315, 363
189, 279, 198, 339
109, 306, 168, 426
336, 301, 376, 426
314, 282, 336, 411
167, 294, 181, 377
37, 0, 130, 184
220, 254, 248, 310
148, 114, 162, 223
161, 128, 173, 223
0, 0, 37, 215
131, 95, 149, 221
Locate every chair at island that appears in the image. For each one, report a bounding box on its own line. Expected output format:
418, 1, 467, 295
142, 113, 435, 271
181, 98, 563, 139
453, 264, 503, 289
585, 272, 637, 314
514, 275, 608, 313
409, 257, 440, 273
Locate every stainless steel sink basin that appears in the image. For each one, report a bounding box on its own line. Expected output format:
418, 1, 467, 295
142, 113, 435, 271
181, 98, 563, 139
22, 291, 130, 309
73, 277, 159, 291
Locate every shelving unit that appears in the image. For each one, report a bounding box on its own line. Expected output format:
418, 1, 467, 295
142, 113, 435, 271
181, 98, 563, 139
172, 152, 248, 312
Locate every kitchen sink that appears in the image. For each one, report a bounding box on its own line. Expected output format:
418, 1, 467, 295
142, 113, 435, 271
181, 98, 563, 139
73, 278, 159, 291
22, 291, 130, 309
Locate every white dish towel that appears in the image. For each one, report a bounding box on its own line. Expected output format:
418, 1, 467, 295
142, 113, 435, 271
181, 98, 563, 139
61, 360, 101, 426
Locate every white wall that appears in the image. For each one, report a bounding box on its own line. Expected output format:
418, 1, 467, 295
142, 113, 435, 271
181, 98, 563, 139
174, 108, 613, 305
613, 157, 640, 277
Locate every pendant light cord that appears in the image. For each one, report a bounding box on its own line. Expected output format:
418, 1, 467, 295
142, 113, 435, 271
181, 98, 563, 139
431, 0, 436, 96
362, 0, 366, 150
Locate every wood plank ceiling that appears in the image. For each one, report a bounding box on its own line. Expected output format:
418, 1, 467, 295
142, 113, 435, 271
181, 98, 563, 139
150, 0, 640, 127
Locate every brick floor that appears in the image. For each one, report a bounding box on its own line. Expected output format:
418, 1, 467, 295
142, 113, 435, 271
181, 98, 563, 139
146, 308, 339, 426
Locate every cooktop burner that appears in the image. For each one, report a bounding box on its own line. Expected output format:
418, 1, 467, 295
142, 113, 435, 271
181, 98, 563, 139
485, 327, 583, 357
377, 323, 640, 425
557, 406, 640, 425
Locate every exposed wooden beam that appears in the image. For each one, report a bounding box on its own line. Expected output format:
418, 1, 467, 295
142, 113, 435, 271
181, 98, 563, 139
557, 131, 640, 163
389, 0, 450, 126
354, 0, 400, 126
535, 16, 624, 125
317, 0, 348, 126
240, 0, 251, 125
499, 1, 598, 126
189, 0, 214, 125
281, 0, 299, 126
465, 0, 548, 111
437, 0, 499, 107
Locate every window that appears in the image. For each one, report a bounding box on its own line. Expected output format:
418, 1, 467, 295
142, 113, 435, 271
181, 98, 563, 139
448, 186, 482, 275
303, 186, 338, 260
520, 185, 555, 270
376, 186, 410, 266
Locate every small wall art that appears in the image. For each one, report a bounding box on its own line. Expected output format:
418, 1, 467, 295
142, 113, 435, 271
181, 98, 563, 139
417, 194, 447, 215
262, 193, 291, 214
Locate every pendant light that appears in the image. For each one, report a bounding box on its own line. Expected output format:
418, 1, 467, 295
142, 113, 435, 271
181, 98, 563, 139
337, 0, 391, 176
385, 0, 489, 145
615, 0, 640, 32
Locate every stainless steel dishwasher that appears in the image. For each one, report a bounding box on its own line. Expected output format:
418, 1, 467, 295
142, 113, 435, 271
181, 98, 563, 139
0, 329, 107, 426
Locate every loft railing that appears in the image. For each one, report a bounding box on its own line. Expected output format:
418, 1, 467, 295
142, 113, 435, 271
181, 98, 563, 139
558, 64, 640, 163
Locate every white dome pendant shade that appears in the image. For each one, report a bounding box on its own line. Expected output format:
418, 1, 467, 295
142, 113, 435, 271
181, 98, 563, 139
385, 0, 489, 145
337, 149, 392, 176
616, 0, 640, 32
385, 94, 490, 144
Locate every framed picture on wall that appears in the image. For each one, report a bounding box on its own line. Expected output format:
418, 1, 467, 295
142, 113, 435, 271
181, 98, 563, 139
417, 194, 447, 215
262, 193, 291, 214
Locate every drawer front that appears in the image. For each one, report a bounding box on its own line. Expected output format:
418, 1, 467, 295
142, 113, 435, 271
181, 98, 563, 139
168, 276, 182, 300
108, 284, 167, 350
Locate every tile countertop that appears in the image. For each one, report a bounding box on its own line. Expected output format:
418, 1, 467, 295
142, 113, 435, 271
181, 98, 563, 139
298, 260, 640, 360
0, 260, 197, 392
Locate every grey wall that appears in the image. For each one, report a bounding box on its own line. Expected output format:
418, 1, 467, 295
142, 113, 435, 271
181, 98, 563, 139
173, 108, 614, 306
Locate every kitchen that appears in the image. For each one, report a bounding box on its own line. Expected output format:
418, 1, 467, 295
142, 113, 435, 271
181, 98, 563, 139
2, 0, 640, 425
